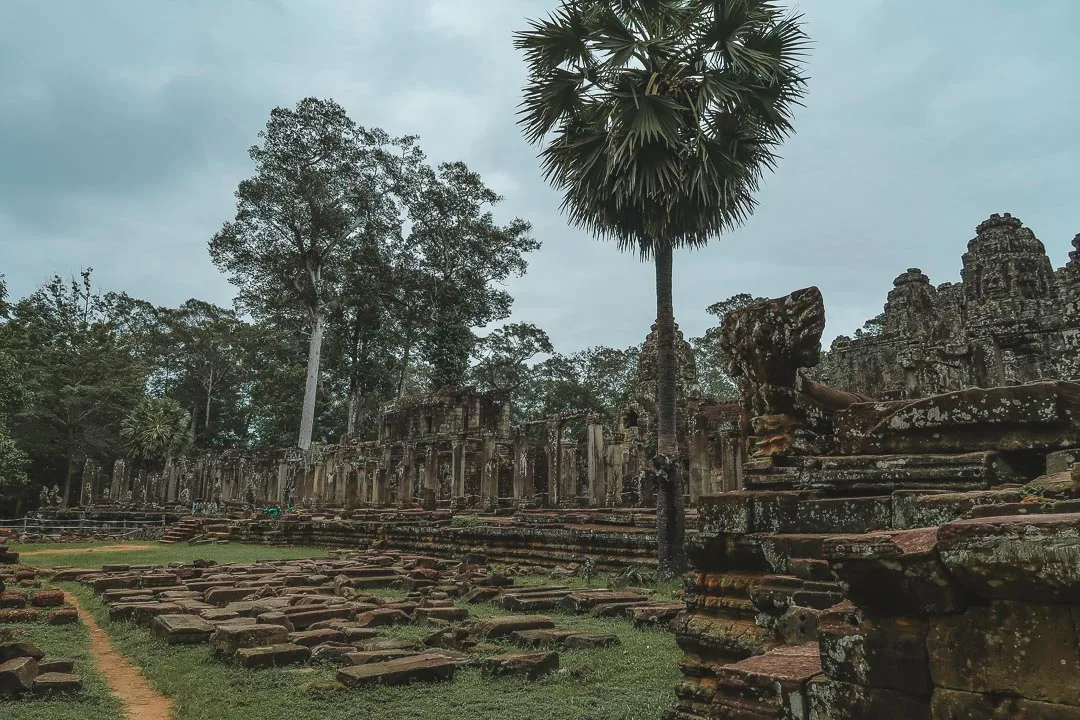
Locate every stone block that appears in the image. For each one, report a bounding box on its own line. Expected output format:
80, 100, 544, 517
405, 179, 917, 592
0, 641, 45, 662
288, 628, 344, 648
30, 589, 66, 607
480, 651, 559, 679
562, 633, 620, 650
818, 613, 931, 697
473, 615, 554, 639
1046, 449, 1080, 475
336, 653, 457, 687
807, 678, 930, 720
151, 614, 215, 645
31, 672, 83, 695
343, 649, 418, 666
928, 601, 1080, 706
209, 623, 289, 657
0, 656, 38, 695
283, 606, 354, 630
235, 643, 310, 669
414, 606, 469, 624
937, 514, 1080, 603
37, 660, 74, 673
930, 688, 1080, 720
354, 609, 411, 628
507, 629, 584, 649
133, 602, 183, 628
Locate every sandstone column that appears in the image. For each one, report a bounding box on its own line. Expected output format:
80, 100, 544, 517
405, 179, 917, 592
451, 439, 464, 506
559, 442, 578, 506
480, 433, 498, 507
690, 426, 708, 503
587, 415, 607, 507
400, 444, 415, 508
512, 432, 526, 502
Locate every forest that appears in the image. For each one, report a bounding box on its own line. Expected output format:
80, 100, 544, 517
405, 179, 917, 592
0, 98, 752, 513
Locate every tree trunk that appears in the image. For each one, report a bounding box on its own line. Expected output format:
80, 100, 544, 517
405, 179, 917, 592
653, 242, 686, 576
204, 368, 214, 441
62, 451, 75, 508
297, 311, 326, 450
397, 341, 412, 398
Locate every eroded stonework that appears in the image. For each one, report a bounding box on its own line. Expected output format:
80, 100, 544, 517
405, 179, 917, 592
822, 213, 1080, 399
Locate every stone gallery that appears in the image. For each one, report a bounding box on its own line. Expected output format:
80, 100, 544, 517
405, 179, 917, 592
7, 213, 1080, 720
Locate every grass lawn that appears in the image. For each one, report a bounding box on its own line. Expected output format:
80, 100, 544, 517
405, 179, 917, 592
11, 541, 333, 569
9, 541, 681, 720
0, 617, 126, 720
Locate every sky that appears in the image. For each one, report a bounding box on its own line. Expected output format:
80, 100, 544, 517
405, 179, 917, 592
2, 0, 1079, 353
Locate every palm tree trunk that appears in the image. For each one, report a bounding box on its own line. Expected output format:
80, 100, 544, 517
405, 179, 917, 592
653, 241, 686, 576
297, 311, 326, 450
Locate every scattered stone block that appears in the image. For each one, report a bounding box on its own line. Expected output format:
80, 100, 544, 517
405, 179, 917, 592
473, 614, 554, 639
336, 653, 456, 687
235, 643, 310, 669
37, 660, 74, 673
31, 672, 83, 695
354, 609, 410, 628
414, 606, 469, 624
256, 612, 295, 632
562, 633, 620, 650
151, 614, 215, 645
0, 656, 38, 694
289, 628, 344, 648
344, 649, 417, 666
481, 651, 559, 680
0, 641, 45, 662
508, 629, 584, 649
210, 623, 289, 657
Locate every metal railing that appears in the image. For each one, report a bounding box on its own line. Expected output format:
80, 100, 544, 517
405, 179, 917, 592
0, 516, 167, 539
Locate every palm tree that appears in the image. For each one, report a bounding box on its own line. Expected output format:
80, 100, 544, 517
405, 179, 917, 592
121, 396, 193, 472
515, 0, 808, 575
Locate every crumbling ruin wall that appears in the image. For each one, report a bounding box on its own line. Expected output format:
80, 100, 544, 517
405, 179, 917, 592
821, 213, 1080, 399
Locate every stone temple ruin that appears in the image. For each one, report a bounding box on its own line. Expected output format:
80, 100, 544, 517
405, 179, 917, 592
14, 212, 1080, 717
821, 212, 1080, 398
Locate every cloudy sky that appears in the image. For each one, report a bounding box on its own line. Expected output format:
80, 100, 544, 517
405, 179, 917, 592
2, 0, 1078, 353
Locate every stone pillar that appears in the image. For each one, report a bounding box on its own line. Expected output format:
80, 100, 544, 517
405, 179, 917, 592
587, 416, 607, 507
453, 440, 469, 505
559, 442, 578, 506
606, 441, 624, 507
165, 459, 179, 503
512, 432, 527, 502
358, 463, 371, 506
547, 420, 562, 506
451, 439, 464, 504
109, 459, 124, 501
719, 423, 743, 492
424, 446, 438, 493
480, 433, 498, 507
690, 426, 708, 503
400, 444, 415, 508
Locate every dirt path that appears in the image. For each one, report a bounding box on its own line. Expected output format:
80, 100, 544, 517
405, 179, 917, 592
19, 544, 157, 556
67, 593, 175, 720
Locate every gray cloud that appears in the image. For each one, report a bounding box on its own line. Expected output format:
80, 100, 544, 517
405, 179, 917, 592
1, 0, 1078, 353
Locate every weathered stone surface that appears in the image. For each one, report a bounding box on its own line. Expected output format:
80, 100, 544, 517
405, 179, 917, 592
37, 660, 74, 674
562, 633, 619, 650
0, 641, 45, 662
930, 688, 1080, 720
235, 643, 310, 669
936, 513, 1080, 603
818, 613, 931, 697
0, 656, 38, 694
835, 381, 1080, 455
824, 528, 962, 614
354, 609, 411, 628
414, 606, 468, 624
209, 623, 289, 657
151, 614, 215, 645
31, 672, 83, 694
507, 629, 584, 649
336, 654, 456, 687
480, 651, 559, 680
807, 678, 930, 720
473, 615, 554, 639
343, 649, 417, 666
928, 601, 1080, 706
288, 628, 344, 648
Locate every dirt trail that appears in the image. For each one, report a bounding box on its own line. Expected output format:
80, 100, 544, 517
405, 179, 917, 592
67, 593, 175, 720
19, 544, 157, 556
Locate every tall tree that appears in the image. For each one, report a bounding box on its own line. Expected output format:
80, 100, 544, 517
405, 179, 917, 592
5, 270, 149, 506
403, 162, 538, 390
120, 396, 193, 472
209, 97, 412, 450
516, 0, 808, 575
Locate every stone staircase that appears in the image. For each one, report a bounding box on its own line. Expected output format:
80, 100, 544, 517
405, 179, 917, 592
159, 517, 201, 545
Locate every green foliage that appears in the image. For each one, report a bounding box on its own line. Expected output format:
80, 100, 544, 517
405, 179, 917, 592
120, 396, 193, 469
522, 344, 641, 424
854, 312, 886, 339
690, 292, 766, 400
471, 322, 554, 411
515, 0, 809, 254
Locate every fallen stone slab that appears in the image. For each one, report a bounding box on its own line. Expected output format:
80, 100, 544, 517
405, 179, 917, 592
50, 568, 99, 582
563, 633, 620, 650
205, 586, 257, 606
152, 614, 216, 645
133, 602, 184, 628
481, 651, 559, 680
507, 629, 585, 649
37, 660, 74, 674
309, 642, 361, 664
235, 643, 310, 669
414, 606, 469, 624
28, 590, 65, 608
560, 591, 645, 614
336, 653, 457, 687
358, 638, 418, 652
31, 672, 83, 695
354, 609, 411, 628
473, 615, 554, 639
285, 606, 355, 630
629, 603, 684, 628
344, 649, 418, 666
289, 628, 344, 648
0, 656, 38, 694
0, 641, 45, 662
588, 600, 651, 618
210, 623, 289, 657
